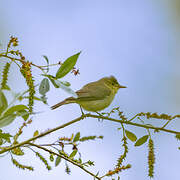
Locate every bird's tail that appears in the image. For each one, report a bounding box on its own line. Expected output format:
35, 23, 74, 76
51, 98, 75, 110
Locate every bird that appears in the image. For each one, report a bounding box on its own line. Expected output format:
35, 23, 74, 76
51, 76, 126, 112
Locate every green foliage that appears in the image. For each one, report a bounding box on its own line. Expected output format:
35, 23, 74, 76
0, 114, 16, 128
20, 61, 35, 113
101, 107, 127, 121
11, 157, 34, 171
18, 109, 29, 121
39, 78, 50, 95
54, 79, 77, 98
42, 74, 59, 88
105, 164, 131, 177
39, 78, 50, 104
83, 160, 95, 167
1, 62, 11, 90
42, 55, 49, 73
60, 81, 71, 87
55, 156, 61, 167
148, 139, 155, 178
36, 151, 52, 170
49, 154, 54, 162
116, 136, 128, 168
42, 74, 77, 97
136, 112, 179, 121
11, 146, 24, 156
33, 130, 39, 137
56, 52, 81, 79
73, 132, 80, 142
0, 105, 29, 128
3, 105, 28, 116
69, 150, 78, 159
0, 129, 12, 143
0, 90, 8, 115
59, 150, 69, 158
135, 135, 149, 147
79, 135, 103, 142
125, 130, 137, 142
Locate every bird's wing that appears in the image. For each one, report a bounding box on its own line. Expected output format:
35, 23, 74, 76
75, 82, 111, 102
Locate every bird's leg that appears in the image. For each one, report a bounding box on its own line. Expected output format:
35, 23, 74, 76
95, 111, 104, 122
79, 105, 85, 116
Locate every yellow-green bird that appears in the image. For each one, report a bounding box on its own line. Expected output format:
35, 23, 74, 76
51, 76, 126, 112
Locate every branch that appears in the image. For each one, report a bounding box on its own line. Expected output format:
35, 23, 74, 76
0, 113, 179, 155
85, 114, 180, 135
0, 54, 60, 71
28, 142, 101, 180
0, 115, 85, 154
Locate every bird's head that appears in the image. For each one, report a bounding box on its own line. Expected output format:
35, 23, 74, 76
102, 76, 127, 91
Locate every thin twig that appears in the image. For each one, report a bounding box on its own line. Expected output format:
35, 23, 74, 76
0, 54, 60, 71
28, 142, 101, 180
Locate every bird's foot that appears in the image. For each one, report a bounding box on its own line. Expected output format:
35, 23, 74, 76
95, 111, 104, 122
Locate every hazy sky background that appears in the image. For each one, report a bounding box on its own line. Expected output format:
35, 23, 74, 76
0, 0, 180, 180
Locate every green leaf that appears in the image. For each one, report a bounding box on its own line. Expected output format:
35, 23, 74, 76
0, 90, 8, 115
33, 96, 42, 101
42, 74, 59, 88
39, 78, 50, 95
56, 52, 81, 79
125, 130, 137, 142
0, 114, 16, 128
33, 130, 39, 137
73, 132, 80, 142
49, 78, 59, 88
18, 109, 29, 121
134, 135, 149, 146
55, 156, 61, 167
86, 160, 94, 166
50, 154, 54, 162
11, 147, 24, 156
4, 105, 28, 116
69, 150, 78, 159
60, 81, 71, 87
42, 55, 49, 64
54, 80, 77, 98
0, 131, 12, 143
42, 55, 49, 73
78, 158, 82, 163
42, 75, 77, 98
40, 96, 48, 104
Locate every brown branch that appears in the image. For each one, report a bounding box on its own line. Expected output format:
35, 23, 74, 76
0, 54, 60, 71
85, 114, 180, 135
0, 115, 85, 154
0, 113, 179, 155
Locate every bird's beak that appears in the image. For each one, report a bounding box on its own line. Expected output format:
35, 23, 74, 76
118, 84, 127, 88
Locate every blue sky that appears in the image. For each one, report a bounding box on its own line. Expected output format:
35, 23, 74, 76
0, 0, 180, 180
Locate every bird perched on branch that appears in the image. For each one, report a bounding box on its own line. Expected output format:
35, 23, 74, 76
51, 76, 126, 112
